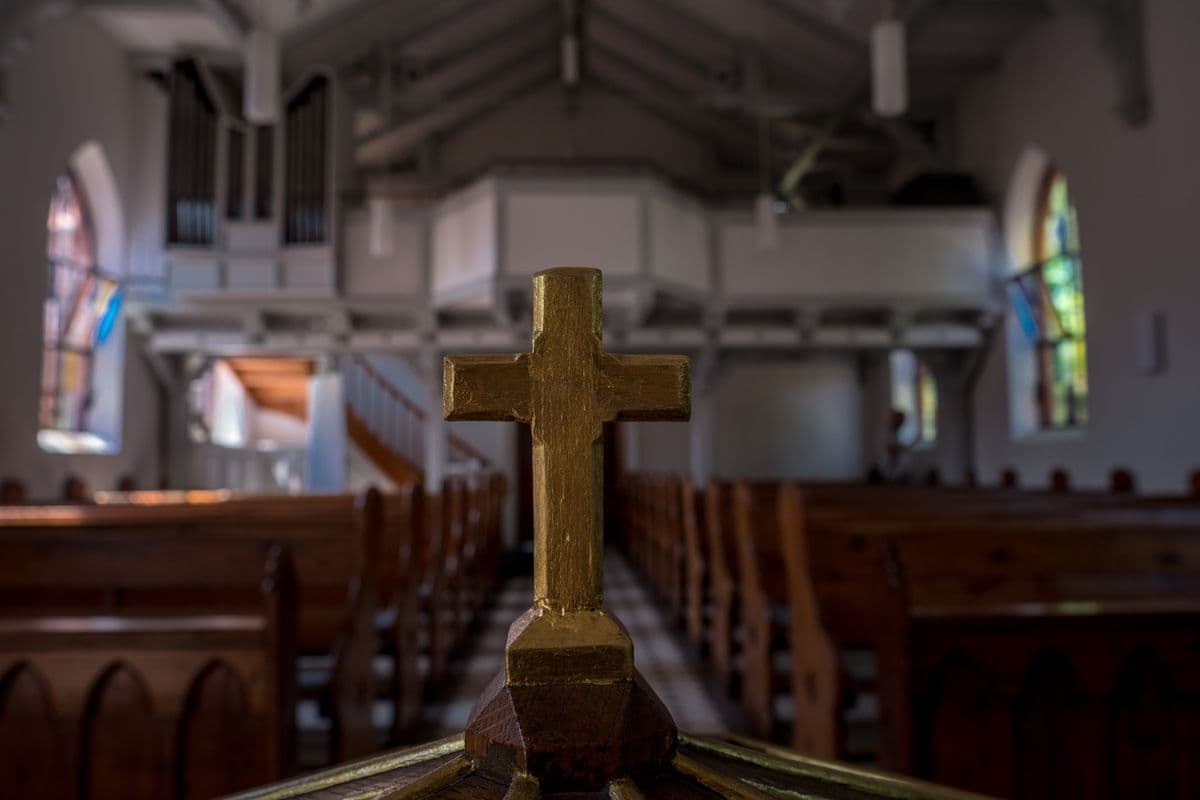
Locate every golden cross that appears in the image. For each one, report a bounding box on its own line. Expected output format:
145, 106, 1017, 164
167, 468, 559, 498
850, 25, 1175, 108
444, 268, 690, 616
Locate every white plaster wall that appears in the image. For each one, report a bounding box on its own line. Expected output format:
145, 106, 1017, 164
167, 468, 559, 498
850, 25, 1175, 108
649, 192, 710, 293
0, 14, 162, 496
635, 358, 864, 481
712, 359, 863, 480
341, 208, 425, 297
717, 210, 995, 300
504, 190, 641, 277
431, 180, 497, 303
436, 86, 717, 187
956, 5, 1200, 493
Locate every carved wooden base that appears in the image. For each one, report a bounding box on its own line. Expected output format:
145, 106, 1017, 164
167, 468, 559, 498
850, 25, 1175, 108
464, 668, 678, 791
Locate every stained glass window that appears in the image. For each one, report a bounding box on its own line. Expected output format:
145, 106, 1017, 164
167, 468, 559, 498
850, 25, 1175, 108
39, 171, 122, 445
1007, 168, 1088, 428
890, 350, 937, 447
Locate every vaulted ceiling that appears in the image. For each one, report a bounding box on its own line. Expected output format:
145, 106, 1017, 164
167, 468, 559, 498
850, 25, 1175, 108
4, 1, 1125, 205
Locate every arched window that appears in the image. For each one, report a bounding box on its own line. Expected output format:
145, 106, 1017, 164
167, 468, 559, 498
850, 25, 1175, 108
1007, 167, 1088, 429
889, 349, 937, 447
39, 170, 123, 453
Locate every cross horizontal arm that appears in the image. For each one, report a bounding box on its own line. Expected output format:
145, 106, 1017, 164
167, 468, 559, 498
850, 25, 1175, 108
600, 354, 691, 421
443, 354, 532, 421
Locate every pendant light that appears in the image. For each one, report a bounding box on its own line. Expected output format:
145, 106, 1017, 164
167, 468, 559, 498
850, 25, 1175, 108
871, 2, 907, 118
751, 48, 779, 251
368, 196, 397, 259
755, 190, 780, 251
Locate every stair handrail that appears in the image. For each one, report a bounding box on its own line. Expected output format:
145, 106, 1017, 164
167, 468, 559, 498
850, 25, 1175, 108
347, 355, 492, 469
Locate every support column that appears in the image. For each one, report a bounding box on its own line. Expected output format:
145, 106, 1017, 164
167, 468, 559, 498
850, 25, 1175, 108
689, 347, 719, 486
927, 354, 972, 486
305, 363, 348, 492
163, 354, 212, 489
420, 347, 447, 492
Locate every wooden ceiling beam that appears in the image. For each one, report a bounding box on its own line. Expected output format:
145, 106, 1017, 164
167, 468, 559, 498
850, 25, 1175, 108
402, 13, 558, 104
284, 0, 482, 76
356, 53, 558, 167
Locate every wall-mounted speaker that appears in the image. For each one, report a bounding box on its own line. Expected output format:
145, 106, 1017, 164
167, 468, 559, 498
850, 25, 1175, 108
1136, 310, 1167, 375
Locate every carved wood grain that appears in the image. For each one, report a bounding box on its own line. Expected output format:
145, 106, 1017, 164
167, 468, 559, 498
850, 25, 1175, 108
84, 664, 164, 800
0, 663, 63, 797
178, 661, 262, 799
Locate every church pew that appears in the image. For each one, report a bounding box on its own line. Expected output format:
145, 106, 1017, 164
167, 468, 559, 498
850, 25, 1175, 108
469, 473, 508, 613
879, 518, 1200, 798
0, 490, 405, 763
61, 474, 88, 503
716, 481, 1200, 755
655, 475, 687, 625
1050, 467, 1071, 492
703, 480, 741, 691
0, 477, 26, 504
377, 484, 425, 744
0, 545, 297, 799
1110, 466, 1137, 494
783, 491, 1200, 769
626, 477, 742, 684
618, 472, 1200, 764
729, 481, 790, 742
416, 473, 507, 689
679, 479, 709, 651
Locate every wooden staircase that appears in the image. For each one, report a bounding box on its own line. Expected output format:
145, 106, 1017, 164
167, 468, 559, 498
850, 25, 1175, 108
224, 357, 313, 419
223, 355, 490, 488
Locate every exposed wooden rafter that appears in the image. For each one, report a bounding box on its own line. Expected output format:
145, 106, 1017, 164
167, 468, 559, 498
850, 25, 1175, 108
356, 53, 558, 167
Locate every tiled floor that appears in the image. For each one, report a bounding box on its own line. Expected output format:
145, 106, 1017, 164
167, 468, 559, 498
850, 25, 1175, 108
421, 551, 728, 737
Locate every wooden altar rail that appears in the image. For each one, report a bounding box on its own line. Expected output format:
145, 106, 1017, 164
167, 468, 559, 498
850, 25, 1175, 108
0, 476, 508, 799
619, 475, 1200, 798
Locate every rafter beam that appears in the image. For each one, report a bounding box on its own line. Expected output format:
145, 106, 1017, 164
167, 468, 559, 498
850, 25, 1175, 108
355, 53, 557, 167
645, 0, 843, 94
754, 0, 865, 54
588, 5, 712, 89
587, 45, 754, 161
285, 0, 482, 75
194, 0, 247, 40
407, 10, 557, 102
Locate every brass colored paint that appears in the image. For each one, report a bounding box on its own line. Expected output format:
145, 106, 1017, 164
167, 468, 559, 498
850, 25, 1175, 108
377, 755, 474, 800
222, 736, 464, 800
444, 267, 689, 685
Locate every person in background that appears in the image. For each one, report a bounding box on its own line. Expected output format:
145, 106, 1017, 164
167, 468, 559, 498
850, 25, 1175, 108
883, 408, 913, 483
61, 474, 88, 504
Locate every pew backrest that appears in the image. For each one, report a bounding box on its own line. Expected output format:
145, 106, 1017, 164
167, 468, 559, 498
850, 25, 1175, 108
0, 545, 297, 799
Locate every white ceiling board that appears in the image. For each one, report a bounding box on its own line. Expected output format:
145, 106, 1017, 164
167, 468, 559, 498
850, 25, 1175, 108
88, 8, 235, 53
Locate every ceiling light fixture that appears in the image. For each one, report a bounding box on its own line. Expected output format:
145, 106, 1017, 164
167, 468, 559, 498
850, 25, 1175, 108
245, 1, 280, 124
368, 196, 397, 259
561, 34, 580, 86
871, 4, 907, 118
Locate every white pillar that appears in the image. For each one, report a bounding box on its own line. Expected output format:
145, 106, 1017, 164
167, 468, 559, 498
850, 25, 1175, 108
421, 349, 447, 492
689, 393, 713, 486
928, 357, 972, 485
305, 371, 348, 492
689, 348, 718, 486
